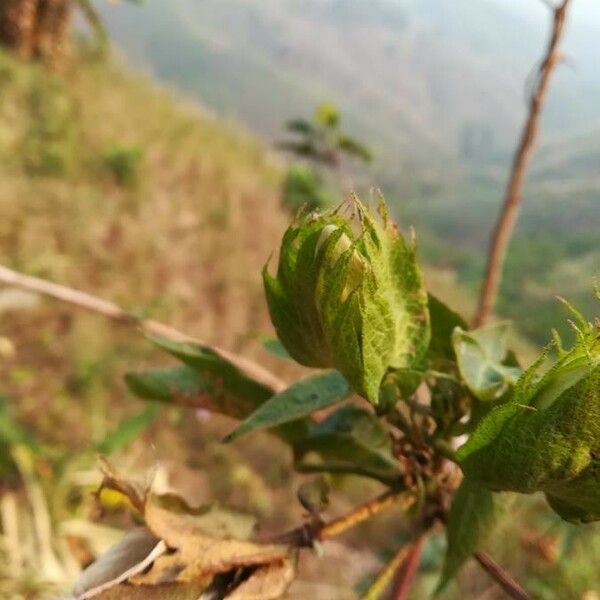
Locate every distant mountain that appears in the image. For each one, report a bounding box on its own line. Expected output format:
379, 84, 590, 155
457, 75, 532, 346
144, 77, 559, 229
99, 0, 600, 159
98, 0, 599, 343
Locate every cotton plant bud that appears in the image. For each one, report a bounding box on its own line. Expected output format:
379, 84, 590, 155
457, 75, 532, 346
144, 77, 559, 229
458, 314, 600, 523
263, 197, 430, 404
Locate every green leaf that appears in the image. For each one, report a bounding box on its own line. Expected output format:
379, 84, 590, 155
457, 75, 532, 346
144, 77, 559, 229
281, 165, 335, 212
285, 118, 317, 137
437, 478, 502, 592
427, 293, 467, 362
336, 133, 373, 163
125, 365, 309, 444
452, 323, 521, 401
224, 371, 350, 442
95, 404, 161, 454
125, 366, 214, 406
293, 405, 398, 478
457, 307, 600, 522
377, 368, 424, 414
146, 336, 275, 414
315, 102, 340, 128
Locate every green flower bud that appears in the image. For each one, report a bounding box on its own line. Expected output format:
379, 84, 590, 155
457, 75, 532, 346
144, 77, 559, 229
458, 312, 600, 523
263, 198, 430, 404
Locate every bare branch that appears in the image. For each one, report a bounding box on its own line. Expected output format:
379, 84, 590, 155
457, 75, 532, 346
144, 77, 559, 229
474, 0, 573, 327
0, 264, 286, 393
474, 550, 530, 600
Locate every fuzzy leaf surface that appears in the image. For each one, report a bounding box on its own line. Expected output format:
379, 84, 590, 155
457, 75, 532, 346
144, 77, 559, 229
224, 371, 350, 442
437, 478, 502, 592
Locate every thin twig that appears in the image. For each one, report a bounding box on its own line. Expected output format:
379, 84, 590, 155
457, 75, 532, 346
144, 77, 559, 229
474, 550, 530, 600
0, 264, 286, 393
361, 543, 412, 600
474, 0, 572, 327
267, 489, 413, 547
392, 534, 425, 600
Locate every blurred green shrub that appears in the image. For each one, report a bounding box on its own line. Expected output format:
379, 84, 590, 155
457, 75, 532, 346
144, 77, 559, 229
281, 164, 335, 212
102, 143, 145, 187
22, 72, 79, 176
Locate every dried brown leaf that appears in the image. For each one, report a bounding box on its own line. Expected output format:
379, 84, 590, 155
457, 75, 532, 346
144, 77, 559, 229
74, 529, 166, 599
91, 582, 210, 600
225, 556, 297, 600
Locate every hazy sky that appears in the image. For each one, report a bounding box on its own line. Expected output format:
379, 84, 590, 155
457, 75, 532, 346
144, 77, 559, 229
488, 0, 600, 26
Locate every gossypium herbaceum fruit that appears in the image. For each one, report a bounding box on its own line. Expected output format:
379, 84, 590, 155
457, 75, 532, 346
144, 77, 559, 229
458, 307, 600, 523
263, 197, 430, 405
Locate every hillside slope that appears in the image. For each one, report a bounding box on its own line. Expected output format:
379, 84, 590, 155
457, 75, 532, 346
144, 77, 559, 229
0, 50, 289, 345
0, 48, 300, 450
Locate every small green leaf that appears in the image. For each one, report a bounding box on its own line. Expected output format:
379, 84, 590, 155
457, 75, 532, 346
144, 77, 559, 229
427, 293, 467, 362
145, 336, 275, 413
125, 365, 216, 406
437, 478, 502, 592
125, 366, 309, 444
285, 118, 316, 136
336, 133, 373, 163
293, 405, 398, 478
95, 404, 161, 454
452, 323, 521, 401
315, 102, 340, 128
224, 371, 350, 442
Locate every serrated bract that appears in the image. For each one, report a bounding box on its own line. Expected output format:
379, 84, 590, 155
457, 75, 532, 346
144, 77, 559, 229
458, 312, 600, 523
263, 198, 429, 404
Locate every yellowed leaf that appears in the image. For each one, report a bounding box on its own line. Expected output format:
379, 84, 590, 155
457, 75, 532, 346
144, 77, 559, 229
131, 498, 290, 584
92, 582, 210, 599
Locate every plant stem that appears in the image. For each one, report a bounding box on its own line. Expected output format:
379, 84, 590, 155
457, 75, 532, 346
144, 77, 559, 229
474, 0, 572, 327
318, 490, 412, 542
392, 534, 425, 600
361, 543, 412, 600
474, 550, 530, 600
269, 489, 413, 547
0, 263, 286, 393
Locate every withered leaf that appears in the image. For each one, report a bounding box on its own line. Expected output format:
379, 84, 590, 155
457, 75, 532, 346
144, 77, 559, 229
90, 582, 210, 600
132, 498, 290, 584
226, 556, 297, 600
74, 529, 166, 599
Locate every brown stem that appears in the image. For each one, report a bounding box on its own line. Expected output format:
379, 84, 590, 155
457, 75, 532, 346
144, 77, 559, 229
392, 534, 425, 600
361, 543, 412, 600
268, 489, 413, 547
474, 0, 572, 327
474, 550, 530, 600
0, 264, 286, 393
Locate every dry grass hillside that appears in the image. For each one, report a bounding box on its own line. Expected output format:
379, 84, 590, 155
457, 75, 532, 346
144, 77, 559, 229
0, 47, 299, 448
